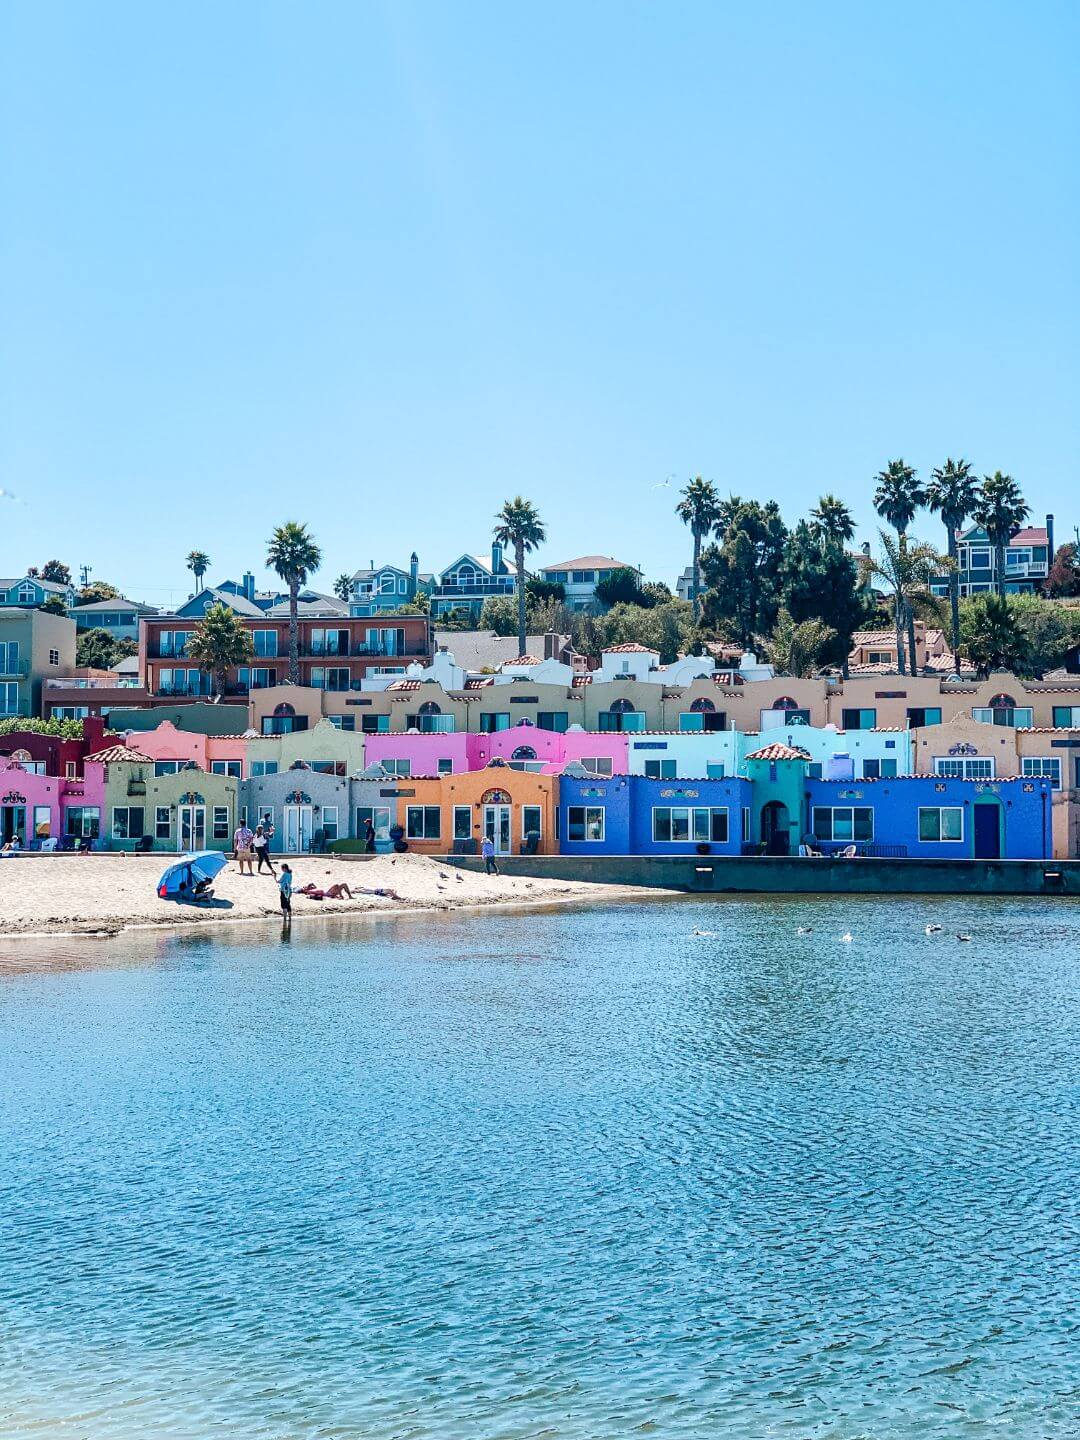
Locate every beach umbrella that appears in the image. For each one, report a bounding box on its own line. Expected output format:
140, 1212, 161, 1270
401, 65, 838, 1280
157, 850, 228, 899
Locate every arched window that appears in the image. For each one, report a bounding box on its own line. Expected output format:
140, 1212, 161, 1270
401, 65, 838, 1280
418, 701, 441, 715
690, 698, 716, 713
989, 693, 1016, 709
773, 696, 799, 710
609, 698, 635, 713
511, 746, 537, 761
273, 703, 295, 717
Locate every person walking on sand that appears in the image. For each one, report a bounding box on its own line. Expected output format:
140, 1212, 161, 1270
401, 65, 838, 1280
481, 835, 499, 876
278, 863, 293, 918
364, 818, 376, 853
234, 820, 254, 875
253, 823, 275, 875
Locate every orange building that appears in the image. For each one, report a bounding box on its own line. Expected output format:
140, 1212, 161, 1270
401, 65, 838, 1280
400, 762, 557, 857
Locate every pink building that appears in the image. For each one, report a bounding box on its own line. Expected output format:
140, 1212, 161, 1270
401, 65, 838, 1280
363, 725, 629, 778
0, 757, 106, 847
119, 721, 249, 778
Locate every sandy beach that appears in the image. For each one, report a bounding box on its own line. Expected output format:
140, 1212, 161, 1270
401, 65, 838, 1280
0, 852, 660, 939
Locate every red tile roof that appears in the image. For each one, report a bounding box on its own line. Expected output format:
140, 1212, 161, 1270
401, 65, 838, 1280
507, 654, 542, 665
86, 745, 151, 764
743, 742, 811, 762
605, 642, 658, 653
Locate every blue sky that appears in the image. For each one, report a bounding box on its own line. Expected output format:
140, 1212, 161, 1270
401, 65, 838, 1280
2, 0, 1077, 603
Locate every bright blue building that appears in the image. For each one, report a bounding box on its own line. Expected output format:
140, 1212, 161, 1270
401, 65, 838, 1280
558, 770, 750, 857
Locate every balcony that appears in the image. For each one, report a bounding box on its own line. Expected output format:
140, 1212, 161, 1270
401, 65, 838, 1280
432, 581, 514, 598
154, 682, 213, 698
0, 660, 29, 680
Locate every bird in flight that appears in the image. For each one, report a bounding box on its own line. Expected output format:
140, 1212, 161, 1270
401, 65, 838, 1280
652, 474, 674, 489
0, 486, 21, 502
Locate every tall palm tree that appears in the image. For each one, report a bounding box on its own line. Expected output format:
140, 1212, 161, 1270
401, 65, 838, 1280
186, 550, 211, 593
186, 602, 255, 698
974, 471, 1030, 596
675, 476, 722, 619
926, 458, 979, 664
860, 531, 947, 677
873, 459, 926, 671
493, 497, 546, 659
266, 522, 322, 685
809, 494, 855, 546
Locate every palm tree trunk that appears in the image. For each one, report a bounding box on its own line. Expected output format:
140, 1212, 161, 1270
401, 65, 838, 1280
289, 578, 299, 685
895, 595, 907, 675
692, 532, 701, 619
906, 599, 919, 676
516, 540, 527, 657
947, 529, 960, 665
995, 538, 1006, 596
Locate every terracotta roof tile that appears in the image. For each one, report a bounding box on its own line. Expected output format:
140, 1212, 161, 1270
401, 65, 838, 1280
506, 654, 543, 665
743, 742, 811, 762
86, 745, 152, 764
605, 642, 658, 654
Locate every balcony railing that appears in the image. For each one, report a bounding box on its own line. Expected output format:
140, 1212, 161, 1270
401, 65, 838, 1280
432, 581, 514, 597
154, 682, 213, 698
0, 660, 29, 679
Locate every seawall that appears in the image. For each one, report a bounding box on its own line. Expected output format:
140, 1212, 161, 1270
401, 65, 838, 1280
444, 854, 1080, 897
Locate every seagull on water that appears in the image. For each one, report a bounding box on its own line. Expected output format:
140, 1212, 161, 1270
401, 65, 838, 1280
840, 931, 853, 943
796, 926, 813, 935
956, 933, 973, 943
690, 927, 716, 938
925, 924, 943, 935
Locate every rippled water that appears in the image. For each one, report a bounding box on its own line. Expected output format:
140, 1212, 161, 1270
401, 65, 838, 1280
1, 895, 1078, 1439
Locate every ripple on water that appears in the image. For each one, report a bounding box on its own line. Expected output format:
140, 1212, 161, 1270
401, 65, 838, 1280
0, 894, 1077, 1439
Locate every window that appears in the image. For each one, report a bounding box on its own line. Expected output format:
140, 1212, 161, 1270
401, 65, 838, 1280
866, 650, 892, 665
644, 759, 678, 779
0, 681, 19, 715
325, 668, 351, 692
211, 760, 242, 778
934, 757, 994, 780
567, 806, 605, 841
244, 667, 277, 690
154, 760, 182, 776
706, 763, 725, 780
479, 713, 510, 733
1022, 757, 1061, 788
811, 807, 874, 842
18, 581, 37, 603
453, 805, 473, 841
111, 806, 145, 841
320, 806, 339, 842
761, 705, 810, 727
0, 641, 20, 673
50, 706, 90, 721
406, 805, 441, 840
356, 805, 391, 841
212, 806, 230, 841
328, 715, 356, 731
522, 805, 542, 839
972, 703, 1033, 728
65, 806, 100, 838
862, 759, 897, 779
437, 758, 454, 776
599, 703, 644, 732
968, 548, 992, 570
380, 758, 411, 778
918, 807, 963, 842
652, 807, 728, 843
1052, 706, 1080, 728
155, 806, 171, 839
907, 707, 942, 728
742, 809, 751, 842
407, 706, 455, 733
250, 760, 279, 778
48, 648, 60, 666
842, 708, 877, 730
579, 757, 613, 776
571, 569, 595, 584
361, 714, 390, 734
537, 711, 568, 732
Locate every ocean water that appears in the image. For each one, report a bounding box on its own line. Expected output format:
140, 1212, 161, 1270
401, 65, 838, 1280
1, 895, 1077, 1440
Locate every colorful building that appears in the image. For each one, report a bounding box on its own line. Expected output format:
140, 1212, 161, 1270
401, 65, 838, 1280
391, 765, 557, 857
86, 745, 238, 853
930, 517, 1054, 598
428, 544, 521, 623
0, 607, 76, 719
348, 555, 433, 616
557, 770, 749, 857
538, 556, 641, 612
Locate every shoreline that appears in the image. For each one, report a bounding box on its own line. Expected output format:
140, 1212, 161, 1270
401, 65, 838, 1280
0, 852, 677, 945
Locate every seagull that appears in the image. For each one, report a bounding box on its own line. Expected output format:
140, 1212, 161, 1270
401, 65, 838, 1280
690, 927, 716, 938
925, 924, 942, 935
840, 931, 853, 943
652, 474, 674, 489
956, 933, 973, 943
796, 926, 813, 935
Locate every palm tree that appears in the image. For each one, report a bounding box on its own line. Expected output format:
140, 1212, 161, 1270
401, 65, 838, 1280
974, 471, 1029, 596
860, 531, 946, 677
926, 458, 979, 664
493, 498, 546, 659
186, 550, 211, 593
675, 477, 722, 619
873, 459, 926, 671
809, 494, 855, 546
333, 573, 353, 603
186, 603, 255, 697
266, 522, 322, 684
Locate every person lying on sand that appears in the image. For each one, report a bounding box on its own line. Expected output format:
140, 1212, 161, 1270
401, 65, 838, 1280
297, 882, 354, 901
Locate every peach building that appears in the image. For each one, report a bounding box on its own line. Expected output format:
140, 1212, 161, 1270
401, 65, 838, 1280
395, 765, 557, 858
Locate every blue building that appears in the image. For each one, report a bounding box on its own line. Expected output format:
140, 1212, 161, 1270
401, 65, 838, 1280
349, 555, 433, 616
558, 770, 751, 857
0, 574, 76, 611
429, 543, 521, 624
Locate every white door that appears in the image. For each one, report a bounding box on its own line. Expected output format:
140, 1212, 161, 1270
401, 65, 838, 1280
178, 804, 206, 852
284, 804, 314, 853
484, 804, 512, 855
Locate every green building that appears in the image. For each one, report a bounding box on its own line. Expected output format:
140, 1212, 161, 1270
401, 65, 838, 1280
0, 607, 76, 720
88, 746, 239, 853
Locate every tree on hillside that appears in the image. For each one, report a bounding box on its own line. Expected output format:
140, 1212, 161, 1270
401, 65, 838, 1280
594, 567, 648, 609
40, 560, 71, 584
675, 477, 722, 619
598, 600, 696, 664
974, 471, 1030, 596
926, 457, 979, 664
873, 458, 926, 671
1045, 543, 1080, 598
77, 581, 120, 604
984, 593, 1080, 677
76, 628, 120, 670
333, 573, 353, 603
267, 522, 322, 685
494, 497, 546, 658
783, 521, 866, 673
478, 595, 520, 638
525, 577, 565, 606
766, 609, 838, 678
187, 603, 256, 697
860, 531, 945, 676
959, 594, 1026, 677
808, 495, 855, 546
186, 551, 211, 593
39, 596, 67, 616
699, 500, 788, 647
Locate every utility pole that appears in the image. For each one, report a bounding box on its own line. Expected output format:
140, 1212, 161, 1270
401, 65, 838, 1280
79, 563, 92, 589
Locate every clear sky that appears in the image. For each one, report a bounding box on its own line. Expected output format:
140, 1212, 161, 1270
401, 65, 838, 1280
2, 0, 1077, 604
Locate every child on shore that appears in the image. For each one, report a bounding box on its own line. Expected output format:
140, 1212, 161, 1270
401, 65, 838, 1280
278, 863, 292, 917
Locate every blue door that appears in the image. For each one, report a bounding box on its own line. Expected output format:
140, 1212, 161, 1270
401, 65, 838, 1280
973, 803, 1001, 859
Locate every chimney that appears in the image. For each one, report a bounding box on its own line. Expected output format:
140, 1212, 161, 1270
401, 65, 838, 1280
1046, 513, 1055, 565
82, 714, 106, 752
243, 571, 256, 602
410, 551, 419, 594
544, 630, 560, 660
491, 540, 504, 574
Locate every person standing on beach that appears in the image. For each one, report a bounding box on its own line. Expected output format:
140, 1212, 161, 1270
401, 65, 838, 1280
253, 824, 275, 875
234, 820, 254, 875
278, 863, 292, 918
364, 818, 376, 853
481, 835, 499, 876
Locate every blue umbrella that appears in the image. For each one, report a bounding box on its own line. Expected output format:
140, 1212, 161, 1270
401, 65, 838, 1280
158, 850, 229, 899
